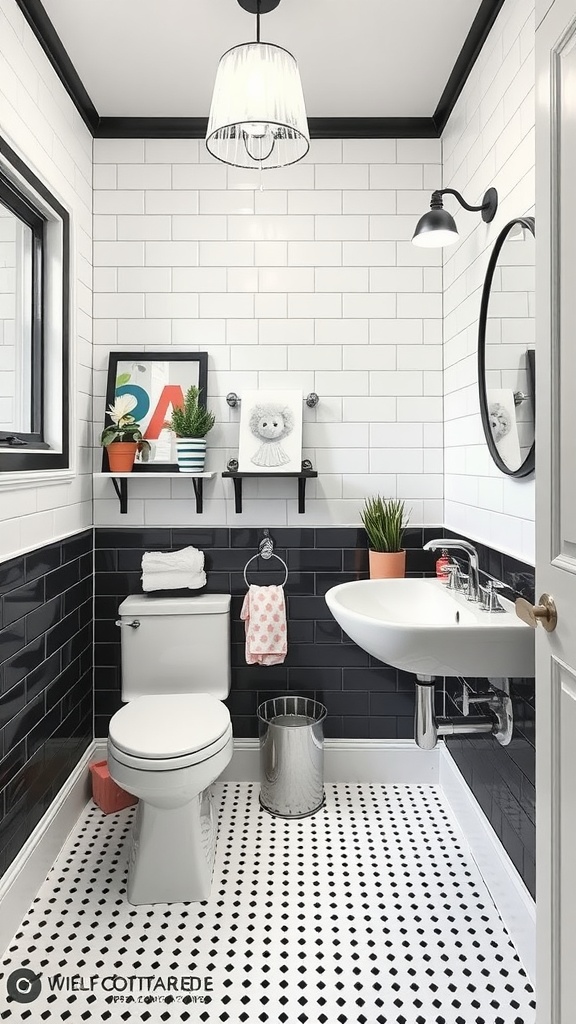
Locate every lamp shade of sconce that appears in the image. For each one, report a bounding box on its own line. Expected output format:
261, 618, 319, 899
412, 187, 498, 248
206, 0, 309, 169
412, 207, 459, 248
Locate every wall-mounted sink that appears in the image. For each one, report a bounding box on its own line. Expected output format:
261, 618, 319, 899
325, 578, 535, 678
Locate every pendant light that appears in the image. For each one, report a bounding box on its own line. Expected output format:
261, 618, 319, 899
412, 187, 498, 248
206, 0, 310, 169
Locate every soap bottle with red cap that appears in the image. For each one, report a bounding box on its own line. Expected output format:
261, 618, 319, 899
436, 548, 452, 584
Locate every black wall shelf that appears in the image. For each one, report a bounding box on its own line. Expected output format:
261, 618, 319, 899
95, 472, 214, 515
222, 470, 318, 514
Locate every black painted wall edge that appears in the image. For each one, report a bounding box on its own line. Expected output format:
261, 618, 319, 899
433, 0, 508, 134
16, 0, 508, 141
15, 0, 99, 132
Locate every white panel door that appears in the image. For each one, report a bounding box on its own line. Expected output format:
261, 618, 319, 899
536, 1, 576, 1019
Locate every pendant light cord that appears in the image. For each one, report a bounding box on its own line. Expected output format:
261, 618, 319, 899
256, 0, 264, 187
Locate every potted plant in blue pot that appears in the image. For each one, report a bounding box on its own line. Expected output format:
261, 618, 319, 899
169, 386, 216, 473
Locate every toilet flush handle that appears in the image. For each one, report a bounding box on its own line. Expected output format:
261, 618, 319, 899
115, 619, 140, 629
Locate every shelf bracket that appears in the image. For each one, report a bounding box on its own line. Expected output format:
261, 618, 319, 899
111, 477, 128, 514
222, 468, 317, 514
192, 477, 204, 514
297, 475, 307, 514
231, 476, 243, 514
107, 475, 206, 515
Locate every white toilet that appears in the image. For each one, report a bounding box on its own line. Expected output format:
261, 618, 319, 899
107, 593, 233, 906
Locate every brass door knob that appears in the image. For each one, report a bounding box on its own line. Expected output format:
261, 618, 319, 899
515, 593, 557, 632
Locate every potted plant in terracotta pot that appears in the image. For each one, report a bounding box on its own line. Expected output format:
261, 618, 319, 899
101, 395, 151, 473
360, 496, 410, 579
169, 386, 215, 473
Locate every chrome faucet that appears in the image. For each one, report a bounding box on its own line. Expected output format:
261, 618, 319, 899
423, 538, 480, 602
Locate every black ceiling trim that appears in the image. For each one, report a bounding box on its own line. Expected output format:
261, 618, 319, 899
305, 118, 438, 140
433, 0, 508, 134
95, 116, 439, 140
15, 0, 99, 133
15, 0, 508, 141
95, 118, 209, 139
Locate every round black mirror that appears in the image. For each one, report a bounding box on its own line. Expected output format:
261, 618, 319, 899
478, 216, 535, 477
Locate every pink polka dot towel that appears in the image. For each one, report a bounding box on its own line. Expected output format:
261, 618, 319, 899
240, 585, 288, 666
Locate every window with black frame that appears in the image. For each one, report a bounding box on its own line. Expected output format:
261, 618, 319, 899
0, 135, 69, 472
0, 172, 45, 448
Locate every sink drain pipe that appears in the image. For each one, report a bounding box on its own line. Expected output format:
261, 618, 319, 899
415, 675, 509, 750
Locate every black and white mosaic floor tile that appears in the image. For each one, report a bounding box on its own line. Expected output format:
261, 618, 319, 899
0, 784, 535, 1023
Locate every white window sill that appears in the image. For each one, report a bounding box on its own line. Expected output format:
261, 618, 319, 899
0, 468, 76, 489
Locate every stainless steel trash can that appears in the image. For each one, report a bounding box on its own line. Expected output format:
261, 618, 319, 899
258, 696, 327, 818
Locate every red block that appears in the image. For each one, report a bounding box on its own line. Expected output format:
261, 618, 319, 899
89, 760, 138, 814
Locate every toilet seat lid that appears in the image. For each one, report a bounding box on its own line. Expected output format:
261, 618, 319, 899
109, 694, 231, 759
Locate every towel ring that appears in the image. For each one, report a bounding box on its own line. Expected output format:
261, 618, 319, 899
243, 529, 289, 587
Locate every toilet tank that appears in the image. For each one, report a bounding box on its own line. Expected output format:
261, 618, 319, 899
117, 594, 231, 701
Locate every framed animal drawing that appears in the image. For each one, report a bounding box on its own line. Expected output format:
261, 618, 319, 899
237, 390, 303, 473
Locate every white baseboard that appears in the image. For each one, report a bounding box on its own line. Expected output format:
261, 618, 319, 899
93, 738, 107, 761
219, 737, 440, 783
439, 745, 536, 982
96, 735, 440, 784
0, 742, 96, 958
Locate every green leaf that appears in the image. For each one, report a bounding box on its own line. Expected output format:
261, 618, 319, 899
360, 496, 411, 553
116, 373, 131, 386
100, 427, 120, 447
168, 386, 215, 439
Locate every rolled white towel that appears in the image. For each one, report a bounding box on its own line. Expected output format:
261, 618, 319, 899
141, 569, 207, 592
141, 546, 204, 575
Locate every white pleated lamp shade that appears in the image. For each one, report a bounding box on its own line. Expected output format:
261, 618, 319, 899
206, 42, 310, 168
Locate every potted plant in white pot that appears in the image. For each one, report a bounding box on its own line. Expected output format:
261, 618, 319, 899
101, 395, 151, 473
360, 496, 410, 579
169, 386, 215, 473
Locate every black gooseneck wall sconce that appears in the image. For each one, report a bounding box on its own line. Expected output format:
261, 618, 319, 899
412, 187, 498, 248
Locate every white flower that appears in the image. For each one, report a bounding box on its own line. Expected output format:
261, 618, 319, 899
108, 394, 137, 426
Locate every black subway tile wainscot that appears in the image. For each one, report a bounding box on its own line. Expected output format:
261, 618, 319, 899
0, 530, 93, 883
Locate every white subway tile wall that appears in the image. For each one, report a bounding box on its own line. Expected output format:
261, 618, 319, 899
442, 0, 535, 563
92, 137, 444, 528
0, 0, 537, 554
0, 0, 93, 559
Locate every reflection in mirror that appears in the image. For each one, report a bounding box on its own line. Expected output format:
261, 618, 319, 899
0, 199, 33, 433
478, 216, 535, 477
